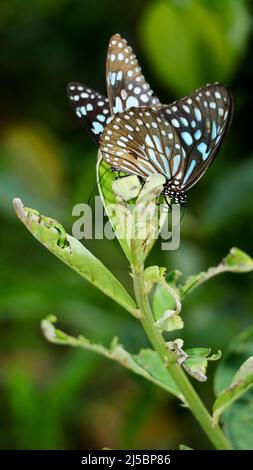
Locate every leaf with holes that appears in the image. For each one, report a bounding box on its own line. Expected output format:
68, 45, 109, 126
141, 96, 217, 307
180, 248, 253, 298
42, 316, 183, 401
13, 198, 138, 317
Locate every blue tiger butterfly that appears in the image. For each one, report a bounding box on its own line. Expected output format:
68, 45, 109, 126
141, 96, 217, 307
68, 33, 233, 205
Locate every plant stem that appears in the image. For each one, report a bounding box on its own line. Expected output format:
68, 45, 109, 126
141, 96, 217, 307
132, 264, 232, 450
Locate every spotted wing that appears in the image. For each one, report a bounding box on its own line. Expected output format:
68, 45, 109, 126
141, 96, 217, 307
100, 107, 186, 181
106, 34, 160, 116
67, 82, 112, 144
162, 83, 233, 190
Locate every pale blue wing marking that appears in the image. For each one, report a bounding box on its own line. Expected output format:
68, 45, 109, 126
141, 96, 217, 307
181, 131, 193, 146
114, 96, 124, 114
211, 121, 217, 140
160, 156, 171, 178
194, 130, 201, 140
197, 142, 211, 161
125, 96, 139, 108
145, 134, 154, 148
148, 148, 167, 175
183, 159, 196, 185
92, 122, 104, 135
172, 154, 181, 176
194, 108, 202, 121
139, 160, 159, 175
153, 135, 163, 153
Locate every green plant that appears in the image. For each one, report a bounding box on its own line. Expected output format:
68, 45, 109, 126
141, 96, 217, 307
13, 154, 253, 450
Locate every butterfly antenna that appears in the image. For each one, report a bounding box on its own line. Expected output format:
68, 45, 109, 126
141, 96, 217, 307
87, 167, 112, 206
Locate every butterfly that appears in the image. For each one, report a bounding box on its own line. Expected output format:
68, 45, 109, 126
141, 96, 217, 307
100, 83, 233, 205
67, 33, 160, 144
68, 34, 233, 205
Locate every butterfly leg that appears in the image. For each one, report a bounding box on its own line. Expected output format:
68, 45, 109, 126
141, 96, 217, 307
156, 196, 171, 213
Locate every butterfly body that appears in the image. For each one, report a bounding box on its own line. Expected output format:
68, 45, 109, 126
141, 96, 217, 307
68, 34, 233, 205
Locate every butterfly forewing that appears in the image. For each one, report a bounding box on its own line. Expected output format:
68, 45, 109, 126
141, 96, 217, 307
106, 34, 160, 116
162, 83, 233, 190
68, 82, 112, 144
100, 107, 186, 181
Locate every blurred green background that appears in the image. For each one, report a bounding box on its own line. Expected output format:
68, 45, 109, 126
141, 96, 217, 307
1, 0, 253, 450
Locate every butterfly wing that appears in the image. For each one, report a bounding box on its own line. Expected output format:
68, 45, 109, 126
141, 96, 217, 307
100, 107, 186, 181
162, 83, 233, 190
67, 82, 112, 144
106, 34, 160, 116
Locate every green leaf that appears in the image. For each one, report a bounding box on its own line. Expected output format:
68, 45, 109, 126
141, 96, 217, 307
134, 348, 182, 400
144, 265, 167, 293
214, 326, 253, 448
152, 248, 253, 316
179, 444, 193, 450
183, 348, 221, 382
214, 325, 253, 449
145, 265, 183, 332
97, 158, 119, 205
42, 316, 183, 402
97, 158, 140, 263
154, 310, 184, 333
13, 198, 138, 317
152, 284, 176, 319
213, 357, 253, 424
223, 248, 253, 271
129, 173, 167, 265
186, 348, 221, 360
180, 248, 253, 298
140, 0, 251, 95
215, 326, 253, 395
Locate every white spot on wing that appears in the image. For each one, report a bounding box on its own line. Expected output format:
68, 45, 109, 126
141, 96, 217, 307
140, 94, 149, 103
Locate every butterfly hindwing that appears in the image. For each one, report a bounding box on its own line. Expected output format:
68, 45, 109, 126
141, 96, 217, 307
67, 33, 161, 145
67, 82, 112, 144
106, 34, 160, 116
100, 107, 186, 181
162, 83, 233, 190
